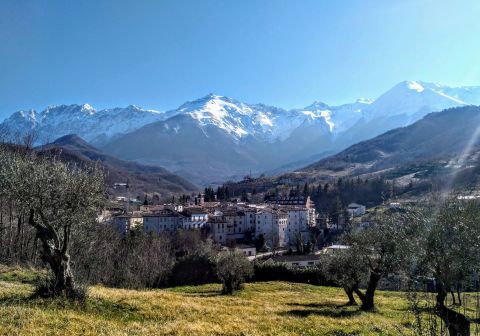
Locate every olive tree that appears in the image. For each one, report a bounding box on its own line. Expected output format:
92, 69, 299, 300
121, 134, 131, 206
0, 150, 105, 298
344, 211, 416, 311
216, 251, 254, 294
321, 250, 368, 306
411, 199, 480, 336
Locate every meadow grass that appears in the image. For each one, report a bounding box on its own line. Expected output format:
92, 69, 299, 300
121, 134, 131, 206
1, 265, 478, 335
0, 281, 413, 335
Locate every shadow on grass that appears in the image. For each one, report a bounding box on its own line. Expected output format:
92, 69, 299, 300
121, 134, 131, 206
288, 302, 355, 308
283, 302, 363, 318
181, 291, 223, 297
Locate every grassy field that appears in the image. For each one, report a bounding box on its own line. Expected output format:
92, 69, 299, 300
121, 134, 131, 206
0, 265, 476, 336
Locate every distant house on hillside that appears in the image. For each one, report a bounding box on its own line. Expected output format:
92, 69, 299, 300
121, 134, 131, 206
347, 203, 366, 217
232, 244, 257, 258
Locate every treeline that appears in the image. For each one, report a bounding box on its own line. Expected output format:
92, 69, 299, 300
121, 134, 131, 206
262, 177, 392, 217
305, 176, 392, 209
0, 205, 255, 293
75, 228, 221, 289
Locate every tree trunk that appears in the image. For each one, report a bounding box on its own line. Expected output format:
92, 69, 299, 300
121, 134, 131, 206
435, 286, 470, 336
353, 270, 381, 311
30, 210, 76, 298
344, 286, 357, 305
451, 291, 457, 305
49, 250, 75, 297
223, 279, 234, 295
456, 285, 462, 306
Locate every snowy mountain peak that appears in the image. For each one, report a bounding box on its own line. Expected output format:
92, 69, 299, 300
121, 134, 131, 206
3, 79, 480, 175
205, 93, 223, 99
81, 103, 95, 112
405, 80, 425, 92
303, 101, 329, 110
17, 109, 37, 120
0, 103, 167, 145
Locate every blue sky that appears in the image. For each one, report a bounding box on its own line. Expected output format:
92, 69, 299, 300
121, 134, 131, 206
1, 0, 480, 118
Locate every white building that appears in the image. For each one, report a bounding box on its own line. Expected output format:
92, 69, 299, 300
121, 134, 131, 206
255, 209, 288, 248
243, 208, 257, 232
180, 208, 209, 230
208, 209, 250, 245
111, 214, 144, 235
284, 207, 315, 246
208, 216, 228, 245
235, 245, 256, 258
143, 210, 182, 234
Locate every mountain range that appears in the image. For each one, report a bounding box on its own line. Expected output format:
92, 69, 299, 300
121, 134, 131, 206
227, 105, 480, 197
0, 104, 168, 145
2, 80, 480, 185
302, 105, 480, 177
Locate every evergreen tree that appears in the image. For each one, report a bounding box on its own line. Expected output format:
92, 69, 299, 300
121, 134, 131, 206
302, 182, 309, 197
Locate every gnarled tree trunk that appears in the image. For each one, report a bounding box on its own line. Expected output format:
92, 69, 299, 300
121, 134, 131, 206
48, 249, 75, 297
435, 283, 470, 336
344, 286, 357, 305
30, 209, 76, 297
353, 269, 382, 311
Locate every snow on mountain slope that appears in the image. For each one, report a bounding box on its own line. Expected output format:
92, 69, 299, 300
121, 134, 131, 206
2, 80, 480, 185
0, 104, 166, 145
428, 82, 480, 105
3, 80, 476, 150
364, 80, 467, 120
170, 94, 333, 143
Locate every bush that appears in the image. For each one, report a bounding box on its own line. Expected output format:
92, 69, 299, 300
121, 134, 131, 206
170, 252, 218, 286
216, 251, 254, 294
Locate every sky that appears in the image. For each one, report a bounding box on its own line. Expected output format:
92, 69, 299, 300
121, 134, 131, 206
1, 0, 480, 119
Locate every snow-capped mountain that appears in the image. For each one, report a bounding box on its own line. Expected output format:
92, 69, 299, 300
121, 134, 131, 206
170, 93, 334, 143
2, 80, 480, 184
333, 81, 478, 149
0, 104, 166, 145
364, 81, 467, 119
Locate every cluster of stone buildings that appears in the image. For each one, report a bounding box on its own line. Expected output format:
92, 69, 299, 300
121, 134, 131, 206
109, 196, 317, 249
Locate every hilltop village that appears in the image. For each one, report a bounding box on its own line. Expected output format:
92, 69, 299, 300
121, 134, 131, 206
105, 191, 370, 259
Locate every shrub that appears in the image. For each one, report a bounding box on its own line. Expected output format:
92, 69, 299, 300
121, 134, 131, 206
216, 251, 254, 294
170, 252, 218, 286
